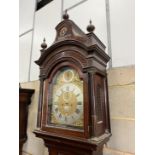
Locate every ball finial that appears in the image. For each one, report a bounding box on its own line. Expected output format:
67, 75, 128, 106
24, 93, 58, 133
63, 10, 69, 20
41, 38, 47, 49
87, 20, 95, 32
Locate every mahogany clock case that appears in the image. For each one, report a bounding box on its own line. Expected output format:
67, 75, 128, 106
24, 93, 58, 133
34, 13, 111, 155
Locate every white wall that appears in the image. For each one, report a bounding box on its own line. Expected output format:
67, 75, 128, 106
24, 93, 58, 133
19, 0, 36, 82
67, 0, 108, 51
19, 0, 135, 82
110, 0, 135, 67
19, 0, 36, 35
30, 0, 62, 81
19, 32, 33, 82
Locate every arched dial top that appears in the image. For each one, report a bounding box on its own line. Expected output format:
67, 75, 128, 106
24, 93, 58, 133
48, 67, 84, 128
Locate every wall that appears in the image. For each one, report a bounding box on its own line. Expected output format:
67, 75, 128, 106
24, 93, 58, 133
30, 0, 62, 81
19, 0, 135, 82
21, 66, 135, 155
104, 66, 135, 155
109, 0, 135, 67
19, 0, 36, 82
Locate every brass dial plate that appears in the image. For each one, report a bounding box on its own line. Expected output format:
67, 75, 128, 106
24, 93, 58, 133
49, 67, 84, 128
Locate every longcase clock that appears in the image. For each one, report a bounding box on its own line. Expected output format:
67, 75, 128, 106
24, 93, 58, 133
34, 12, 111, 155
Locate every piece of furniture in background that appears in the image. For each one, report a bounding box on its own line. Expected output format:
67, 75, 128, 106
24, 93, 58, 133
19, 88, 34, 155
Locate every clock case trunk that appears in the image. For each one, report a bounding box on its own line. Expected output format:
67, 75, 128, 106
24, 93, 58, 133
34, 16, 111, 154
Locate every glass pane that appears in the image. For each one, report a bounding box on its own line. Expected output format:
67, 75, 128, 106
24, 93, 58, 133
48, 67, 84, 129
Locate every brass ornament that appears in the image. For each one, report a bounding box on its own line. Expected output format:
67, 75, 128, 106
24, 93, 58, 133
59, 27, 68, 37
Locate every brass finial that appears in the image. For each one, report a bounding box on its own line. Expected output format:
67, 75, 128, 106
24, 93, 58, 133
87, 20, 95, 32
41, 38, 47, 49
63, 10, 69, 20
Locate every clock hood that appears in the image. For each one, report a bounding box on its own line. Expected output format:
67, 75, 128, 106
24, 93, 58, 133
35, 12, 110, 69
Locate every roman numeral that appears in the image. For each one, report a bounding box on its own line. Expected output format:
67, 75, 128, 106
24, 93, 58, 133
59, 113, 62, 118
76, 93, 80, 97
75, 109, 80, 114
55, 108, 58, 113
53, 102, 57, 105
77, 101, 82, 105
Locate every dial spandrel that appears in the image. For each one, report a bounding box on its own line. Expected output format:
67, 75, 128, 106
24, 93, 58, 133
48, 67, 84, 128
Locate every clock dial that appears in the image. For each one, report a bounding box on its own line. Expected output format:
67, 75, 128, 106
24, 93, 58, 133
49, 67, 84, 128
53, 83, 83, 124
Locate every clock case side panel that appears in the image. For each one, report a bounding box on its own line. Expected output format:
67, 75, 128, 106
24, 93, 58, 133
104, 75, 111, 133
37, 77, 44, 128
41, 60, 90, 139
88, 71, 111, 137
